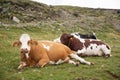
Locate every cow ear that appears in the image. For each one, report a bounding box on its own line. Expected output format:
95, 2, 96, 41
13, 41, 21, 47
28, 39, 38, 45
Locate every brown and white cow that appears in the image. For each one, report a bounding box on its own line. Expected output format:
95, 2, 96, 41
60, 33, 111, 57
13, 34, 94, 70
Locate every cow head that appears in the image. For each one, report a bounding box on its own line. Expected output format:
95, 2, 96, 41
60, 33, 73, 46
13, 34, 38, 54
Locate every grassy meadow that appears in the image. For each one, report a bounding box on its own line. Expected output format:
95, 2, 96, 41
0, 24, 120, 80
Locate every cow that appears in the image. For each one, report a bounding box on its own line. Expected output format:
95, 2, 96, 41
53, 32, 97, 43
60, 33, 111, 58
13, 34, 94, 70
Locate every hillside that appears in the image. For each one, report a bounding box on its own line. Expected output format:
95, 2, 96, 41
0, 0, 60, 23
0, 0, 120, 31
0, 0, 120, 80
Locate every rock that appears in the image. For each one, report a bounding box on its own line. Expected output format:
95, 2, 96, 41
12, 16, 20, 23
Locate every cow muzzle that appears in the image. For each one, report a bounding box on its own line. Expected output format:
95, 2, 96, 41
21, 48, 29, 54
104, 54, 110, 58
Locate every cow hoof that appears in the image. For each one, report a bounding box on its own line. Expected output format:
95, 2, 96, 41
105, 55, 109, 58
75, 62, 80, 66
104, 54, 110, 58
90, 62, 94, 65
34, 64, 39, 68
17, 68, 22, 71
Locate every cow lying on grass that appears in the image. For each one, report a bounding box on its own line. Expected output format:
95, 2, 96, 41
13, 34, 94, 70
54, 32, 97, 43
60, 33, 111, 57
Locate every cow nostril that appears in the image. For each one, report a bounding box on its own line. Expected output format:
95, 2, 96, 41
21, 49, 24, 53
104, 54, 110, 58
21, 48, 29, 53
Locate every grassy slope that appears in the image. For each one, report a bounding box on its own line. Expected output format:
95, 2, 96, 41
0, 25, 120, 80
0, 0, 120, 80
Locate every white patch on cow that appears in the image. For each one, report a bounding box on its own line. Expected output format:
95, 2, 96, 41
69, 53, 91, 65
41, 63, 47, 67
80, 39, 85, 43
25, 53, 29, 59
90, 39, 101, 41
56, 57, 69, 64
55, 59, 64, 64
83, 43, 111, 56
85, 44, 99, 56
42, 44, 50, 51
68, 60, 77, 65
71, 33, 80, 39
49, 61, 55, 64
101, 44, 111, 55
77, 47, 86, 54
71, 33, 85, 43
82, 44, 103, 56
19, 34, 31, 51
49, 57, 69, 65
90, 39, 93, 42
49, 60, 64, 65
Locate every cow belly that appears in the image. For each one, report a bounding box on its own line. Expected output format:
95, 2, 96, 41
85, 45, 104, 56
48, 50, 68, 62
85, 49, 103, 56
77, 46, 103, 56
41, 41, 71, 63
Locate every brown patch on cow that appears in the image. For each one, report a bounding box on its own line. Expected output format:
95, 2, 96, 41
84, 40, 90, 48
84, 40, 105, 48
91, 40, 104, 45
21, 53, 27, 62
60, 33, 73, 46
69, 37, 84, 51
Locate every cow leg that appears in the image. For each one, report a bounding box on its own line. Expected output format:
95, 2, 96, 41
68, 60, 79, 66
55, 57, 69, 65
69, 53, 94, 65
18, 62, 27, 70
55, 57, 79, 66
37, 59, 49, 68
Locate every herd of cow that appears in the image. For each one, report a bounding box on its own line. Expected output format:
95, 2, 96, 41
13, 32, 111, 70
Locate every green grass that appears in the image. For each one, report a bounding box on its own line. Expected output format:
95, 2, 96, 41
0, 25, 120, 80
